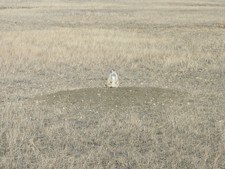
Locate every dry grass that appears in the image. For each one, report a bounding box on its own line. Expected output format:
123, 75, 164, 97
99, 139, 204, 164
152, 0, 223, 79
0, 0, 225, 168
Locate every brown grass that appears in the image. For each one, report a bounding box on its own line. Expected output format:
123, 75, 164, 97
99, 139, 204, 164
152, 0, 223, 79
0, 0, 225, 168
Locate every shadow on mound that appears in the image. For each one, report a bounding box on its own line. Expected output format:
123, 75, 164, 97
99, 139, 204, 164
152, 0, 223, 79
34, 87, 187, 109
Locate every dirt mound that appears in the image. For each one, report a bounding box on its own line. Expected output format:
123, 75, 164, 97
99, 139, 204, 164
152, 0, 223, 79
34, 87, 187, 110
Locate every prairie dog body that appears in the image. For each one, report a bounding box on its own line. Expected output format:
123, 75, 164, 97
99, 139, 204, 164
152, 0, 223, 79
105, 70, 119, 88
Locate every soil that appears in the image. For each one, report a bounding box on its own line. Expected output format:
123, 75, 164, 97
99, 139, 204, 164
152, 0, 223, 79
35, 87, 184, 106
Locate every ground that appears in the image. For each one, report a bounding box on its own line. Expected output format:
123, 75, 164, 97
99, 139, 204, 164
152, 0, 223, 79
0, 0, 225, 168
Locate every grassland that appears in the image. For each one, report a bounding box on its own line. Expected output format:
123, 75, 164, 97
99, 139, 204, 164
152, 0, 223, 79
0, 0, 225, 168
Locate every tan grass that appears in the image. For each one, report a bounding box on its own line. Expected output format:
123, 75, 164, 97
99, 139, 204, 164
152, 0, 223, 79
0, 0, 225, 168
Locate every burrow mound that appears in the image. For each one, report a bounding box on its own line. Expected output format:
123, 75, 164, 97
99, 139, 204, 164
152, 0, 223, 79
34, 87, 188, 109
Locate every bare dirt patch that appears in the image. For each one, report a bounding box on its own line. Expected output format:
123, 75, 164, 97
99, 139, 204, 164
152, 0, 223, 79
34, 87, 184, 108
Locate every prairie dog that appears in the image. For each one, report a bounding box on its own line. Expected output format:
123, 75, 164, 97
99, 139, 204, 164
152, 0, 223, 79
105, 70, 119, 88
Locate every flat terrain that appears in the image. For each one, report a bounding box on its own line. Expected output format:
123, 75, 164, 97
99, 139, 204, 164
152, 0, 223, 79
0, 0, 225, 168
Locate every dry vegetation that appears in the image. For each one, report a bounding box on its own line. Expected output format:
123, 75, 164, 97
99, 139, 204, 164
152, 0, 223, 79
0, 0, 225, 168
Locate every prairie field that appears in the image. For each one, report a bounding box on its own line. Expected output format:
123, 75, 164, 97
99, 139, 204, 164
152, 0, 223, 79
0, 0, 225, 168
